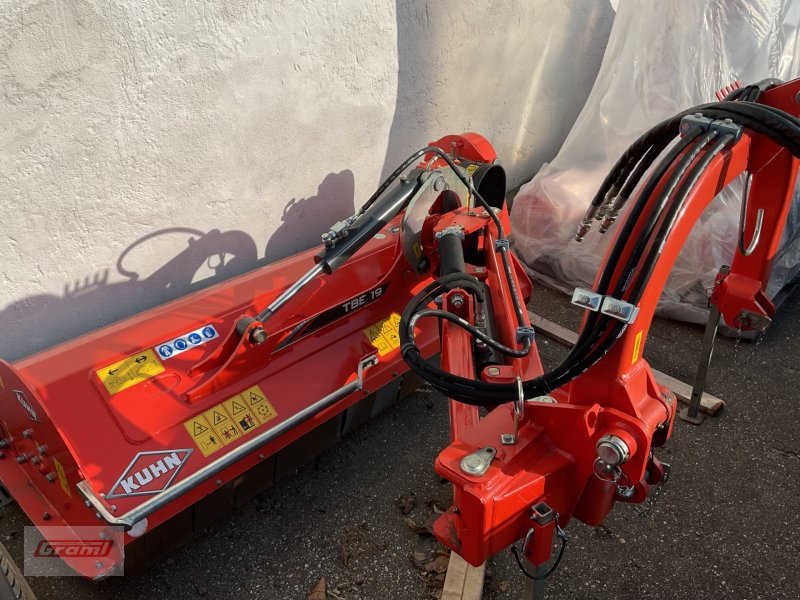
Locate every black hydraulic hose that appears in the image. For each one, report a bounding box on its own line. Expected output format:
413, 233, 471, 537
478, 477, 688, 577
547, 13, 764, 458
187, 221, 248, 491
629, 134, 736, 301
589, 120, 686, 208
563, 129, 705, 359
568, 134, 740, 378
400, 129, 710, 404
619, 135, 674, 199
401, 98, 800, 405
410, 310, 530, 358
616, 129, 719, 294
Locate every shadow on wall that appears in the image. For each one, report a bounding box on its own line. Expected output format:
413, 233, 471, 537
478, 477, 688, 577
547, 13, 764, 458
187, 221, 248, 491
264, 170, 355, 263
0, 171, 355, 362
380, 0, 432, 180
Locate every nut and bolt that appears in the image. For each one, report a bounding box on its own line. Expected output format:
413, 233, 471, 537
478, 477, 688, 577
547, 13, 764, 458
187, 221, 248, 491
37, 445, 48, 455
0, 439, 8, 449
45, 472, 56, 482
30, 456, 41, 466
16, 454, 28, 464
451, 294, 464, 308
433, 177, 445, 191
487, 367, 501, 377
250, 327, 267, 345
22, 429, 33, 439
42, 512, 51, 521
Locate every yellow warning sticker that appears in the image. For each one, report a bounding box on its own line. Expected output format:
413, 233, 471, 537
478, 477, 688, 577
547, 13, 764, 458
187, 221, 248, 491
183, 384, 277, 456
241, 385, 278, 426
222, 396, 259, 435
363, 313, 402, 357
202, 405, 242, 446
183, 414, 223, 457
96, 349, 165, 396
631, 330, 643, 364
52, 457, 71, 497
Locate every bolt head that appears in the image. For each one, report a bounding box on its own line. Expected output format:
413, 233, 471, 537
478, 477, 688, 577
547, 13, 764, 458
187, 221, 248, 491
487, 367, 500, 377
250, 327, 267, 345
16, 454, 27, 464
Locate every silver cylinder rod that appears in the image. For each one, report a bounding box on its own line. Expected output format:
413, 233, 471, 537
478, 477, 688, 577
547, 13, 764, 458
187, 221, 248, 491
256, 262, 325, 323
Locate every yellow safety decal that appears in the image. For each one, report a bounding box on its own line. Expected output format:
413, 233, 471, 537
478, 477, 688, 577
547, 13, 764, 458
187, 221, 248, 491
202, 405, 242, 446
222, 395, 259, 434
52, 457, 71, 497
363, 313, 402, 357
183, 384, 277, 455
241, 385, 278, 426
183, 415, 223, 457
96, 349, 165, 396
631, 331, 643, 364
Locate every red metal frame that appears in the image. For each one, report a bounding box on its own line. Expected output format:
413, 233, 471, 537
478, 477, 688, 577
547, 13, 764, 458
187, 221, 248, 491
431, 82, 800, 567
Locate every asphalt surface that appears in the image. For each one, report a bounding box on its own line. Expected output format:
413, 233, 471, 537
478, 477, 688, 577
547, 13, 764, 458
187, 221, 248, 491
1, 283, 799, 600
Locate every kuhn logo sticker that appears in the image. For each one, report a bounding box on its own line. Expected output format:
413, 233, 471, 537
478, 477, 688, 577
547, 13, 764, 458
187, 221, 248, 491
155, 324, 219, 360
14, 390, 40, 422
106, 449, 192, 499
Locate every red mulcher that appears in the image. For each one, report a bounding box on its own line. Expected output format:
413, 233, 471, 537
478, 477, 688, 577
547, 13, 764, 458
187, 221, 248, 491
2, 79, 799, 594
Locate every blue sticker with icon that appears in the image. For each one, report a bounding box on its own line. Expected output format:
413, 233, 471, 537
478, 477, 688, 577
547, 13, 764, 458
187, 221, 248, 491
154, 324, 219, 360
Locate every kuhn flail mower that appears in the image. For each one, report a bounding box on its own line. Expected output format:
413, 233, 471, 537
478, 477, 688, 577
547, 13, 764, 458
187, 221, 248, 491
2, 78, 799, 596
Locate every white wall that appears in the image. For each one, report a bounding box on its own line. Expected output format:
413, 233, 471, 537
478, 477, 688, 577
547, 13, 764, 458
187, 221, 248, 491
0, 0, 614, 361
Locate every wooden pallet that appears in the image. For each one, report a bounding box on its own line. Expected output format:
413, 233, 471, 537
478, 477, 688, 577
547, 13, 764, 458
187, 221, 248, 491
528, 312, 725, 415
442, 553, 485, 600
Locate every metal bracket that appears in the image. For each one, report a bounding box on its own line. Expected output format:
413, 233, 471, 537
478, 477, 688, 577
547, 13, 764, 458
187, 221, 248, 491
571, 287, 603, 312
435, 225, 465, 240
495, 239, 510, 252
516, 327, 536, 344
680, 113, 744, 143
600, 297, 639, 324
459, 446, 497, 476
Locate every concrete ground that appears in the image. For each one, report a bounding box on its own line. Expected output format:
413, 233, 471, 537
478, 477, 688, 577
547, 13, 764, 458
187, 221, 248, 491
1, 283, 798, 600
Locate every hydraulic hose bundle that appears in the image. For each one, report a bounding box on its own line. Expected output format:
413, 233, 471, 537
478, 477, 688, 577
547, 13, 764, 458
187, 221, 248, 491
399, 85, 800, 406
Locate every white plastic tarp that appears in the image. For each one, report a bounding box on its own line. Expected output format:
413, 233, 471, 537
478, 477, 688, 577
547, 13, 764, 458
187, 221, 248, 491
510, 0, 800, 324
